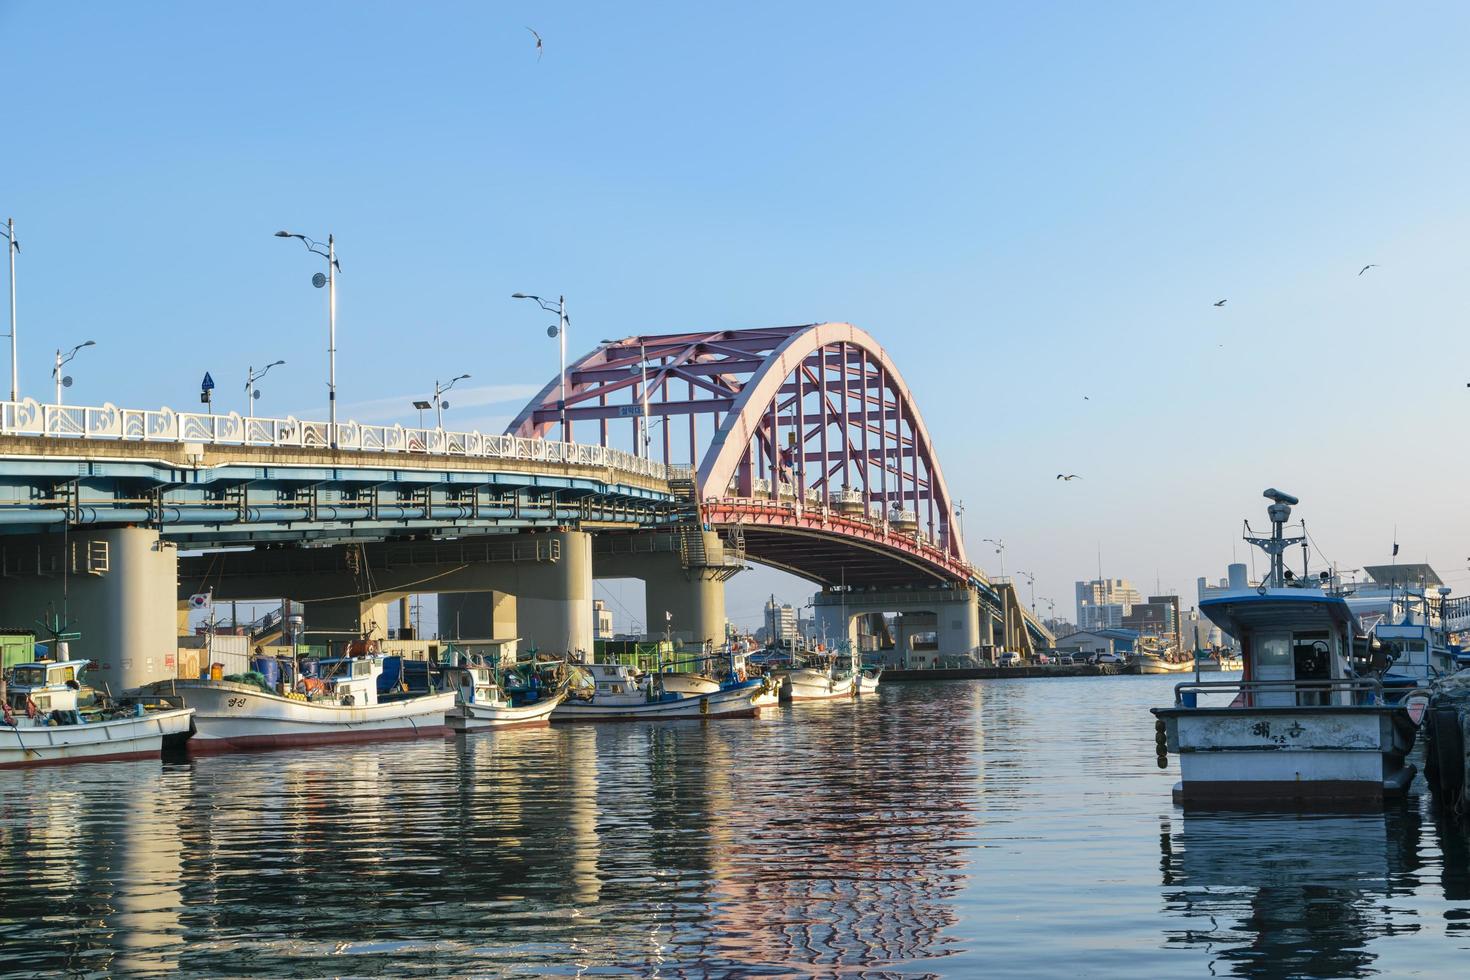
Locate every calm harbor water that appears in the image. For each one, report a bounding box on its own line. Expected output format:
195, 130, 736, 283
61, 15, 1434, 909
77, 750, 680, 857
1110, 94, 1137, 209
3, 674, 1470, 978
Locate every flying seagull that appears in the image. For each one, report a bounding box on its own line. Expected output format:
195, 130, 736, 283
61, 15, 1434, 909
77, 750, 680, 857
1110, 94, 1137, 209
1057, 474, 1082, 481
526, 26, 543, 60
1358, 263, 1379, 276
1213, 299, 1227, 307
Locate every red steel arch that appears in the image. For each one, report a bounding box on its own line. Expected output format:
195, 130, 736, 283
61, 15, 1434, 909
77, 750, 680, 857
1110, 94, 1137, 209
506, 323, 972, 586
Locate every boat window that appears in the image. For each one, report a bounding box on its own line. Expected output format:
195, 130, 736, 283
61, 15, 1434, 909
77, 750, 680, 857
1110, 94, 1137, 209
34, 695, 50, 710
11, 666, 44, 686
1256, 637, 1291, 667
354, 661, 370, 677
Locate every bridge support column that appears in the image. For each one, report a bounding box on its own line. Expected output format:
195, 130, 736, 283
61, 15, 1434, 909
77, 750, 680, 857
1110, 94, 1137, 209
0, 526, 178, 692
515, 530, 593, 656
639, 567, 727, 649
594, 530, 735, 648
437, 591, 517, 640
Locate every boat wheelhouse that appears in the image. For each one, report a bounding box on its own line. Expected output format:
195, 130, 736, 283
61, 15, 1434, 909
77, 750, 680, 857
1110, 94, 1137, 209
1152, 489, 1426, 809
2, 658, 193, 768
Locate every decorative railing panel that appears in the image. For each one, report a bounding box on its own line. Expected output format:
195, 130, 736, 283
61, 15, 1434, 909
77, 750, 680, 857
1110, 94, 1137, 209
0, 398, 669, 484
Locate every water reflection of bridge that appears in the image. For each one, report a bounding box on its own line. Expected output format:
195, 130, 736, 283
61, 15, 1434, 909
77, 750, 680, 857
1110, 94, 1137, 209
0, 696, 982, 976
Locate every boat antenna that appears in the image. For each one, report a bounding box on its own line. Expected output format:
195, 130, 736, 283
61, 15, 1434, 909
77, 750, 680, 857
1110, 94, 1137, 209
1244, 488, 1304, 588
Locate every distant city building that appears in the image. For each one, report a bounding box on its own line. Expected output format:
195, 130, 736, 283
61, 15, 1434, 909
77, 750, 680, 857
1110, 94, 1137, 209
593, 600, 613, 640
1075, 578, 1142, 630
765, 599, 798, 646
1122, 594, 1180, 647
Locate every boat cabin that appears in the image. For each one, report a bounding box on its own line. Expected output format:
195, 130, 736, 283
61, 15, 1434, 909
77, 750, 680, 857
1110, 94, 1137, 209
583, 662, 654, 705
313, 656, 383, 707
445, 665, 508, 708
1200, 591, 1358, 706
5, 659, 88, 723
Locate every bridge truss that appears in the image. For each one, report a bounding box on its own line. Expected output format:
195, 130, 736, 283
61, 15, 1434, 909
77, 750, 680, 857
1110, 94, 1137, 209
508, 322, 971, 588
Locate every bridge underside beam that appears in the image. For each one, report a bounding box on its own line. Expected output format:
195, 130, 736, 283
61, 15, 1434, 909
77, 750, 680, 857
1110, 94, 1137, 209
735, 526, 951, 589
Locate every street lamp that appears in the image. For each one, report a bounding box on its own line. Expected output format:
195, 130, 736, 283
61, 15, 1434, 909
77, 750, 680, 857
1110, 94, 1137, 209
954, 499, 966, 551
1017, 570, 1037, 613
412, 399, 433, 428
1, 219, 17, 402
275, 230, 340, 446
512, 292, 568, 441
431, 373, 471, 429
983, 537, 1009, 653
53, 341, 95, 405
602, 336, 650, 457
245, 359, 285, 414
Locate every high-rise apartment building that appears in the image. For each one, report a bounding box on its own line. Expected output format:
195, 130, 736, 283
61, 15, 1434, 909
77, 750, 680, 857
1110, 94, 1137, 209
1075, 578, 1142, 630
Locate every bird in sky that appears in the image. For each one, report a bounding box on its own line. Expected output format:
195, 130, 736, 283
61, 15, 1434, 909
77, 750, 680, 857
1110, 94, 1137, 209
526, 26, 543, 60
1057, 474, 1082, 481
1358, 263, 1379, 276
1213, 299, 1227, 307
1083, 395, 1090, 401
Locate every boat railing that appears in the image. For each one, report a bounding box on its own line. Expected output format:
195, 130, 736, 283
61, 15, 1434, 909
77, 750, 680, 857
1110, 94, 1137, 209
1170, 677, 1386, 707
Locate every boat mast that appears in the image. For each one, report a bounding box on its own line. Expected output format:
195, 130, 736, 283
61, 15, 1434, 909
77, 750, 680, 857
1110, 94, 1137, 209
1244, 488, 1305, 588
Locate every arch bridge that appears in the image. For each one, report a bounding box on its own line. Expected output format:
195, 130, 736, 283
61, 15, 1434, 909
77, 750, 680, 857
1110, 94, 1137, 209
508, 322, 1050, 654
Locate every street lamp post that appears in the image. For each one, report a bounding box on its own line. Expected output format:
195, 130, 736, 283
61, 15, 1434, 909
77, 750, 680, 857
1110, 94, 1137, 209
245, 359, 285, 415
275, 230, 339, 446
412, 400, 432, 429
602, 336, 650, 456
983, 537, 1009, 653
431, 373, 471, 429
1017, 570, 1037, 613
513, 293, 568, 441
53, 341, 96, 406
1, 219, 17, 402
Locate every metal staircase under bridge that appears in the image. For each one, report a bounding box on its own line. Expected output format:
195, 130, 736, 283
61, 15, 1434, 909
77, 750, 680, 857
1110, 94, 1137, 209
669, 470, 743, 583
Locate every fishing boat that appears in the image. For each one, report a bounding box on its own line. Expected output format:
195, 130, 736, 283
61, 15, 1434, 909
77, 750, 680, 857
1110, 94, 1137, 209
855, 665, 883, 695
1152, 489, 1428, 809
1192, 650, 1222, 672
443, 662, 563, 732
552, 662, 774, 721
2, 659, 194, 768
775, 651, 856, 702
140, 654, 454, 753
1342, 565, 1461, 698
1128, 653, 1194, 675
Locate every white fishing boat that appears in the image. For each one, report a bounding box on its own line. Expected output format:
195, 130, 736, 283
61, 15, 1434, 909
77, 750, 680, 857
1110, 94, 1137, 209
2, 659, 193, 768
855, 666, 883, 695
552, 663, 773, 720
141, 655, 453, 753
1152, 489, 1428, 809
443, 663, 563, 732
777, 653, 856, 702
1129, 653, 1194, 675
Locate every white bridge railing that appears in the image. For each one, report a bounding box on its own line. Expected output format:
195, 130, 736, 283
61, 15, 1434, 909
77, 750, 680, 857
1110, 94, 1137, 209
0, 398, 670, 482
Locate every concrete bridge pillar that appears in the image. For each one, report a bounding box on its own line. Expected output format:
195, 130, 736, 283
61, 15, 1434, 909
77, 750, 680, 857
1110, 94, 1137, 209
639, 565, 727, 649
0, 526, 179, 693
515, 530, 593, 656
593, 530, 733, 648
437, 590, 517, 639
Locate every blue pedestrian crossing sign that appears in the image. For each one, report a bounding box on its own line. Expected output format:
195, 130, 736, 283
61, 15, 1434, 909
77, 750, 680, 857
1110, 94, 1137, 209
201, 372, 215, 391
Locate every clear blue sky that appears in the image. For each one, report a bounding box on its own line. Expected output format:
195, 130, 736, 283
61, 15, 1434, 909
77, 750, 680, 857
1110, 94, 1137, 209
7, 2, 1470, 630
